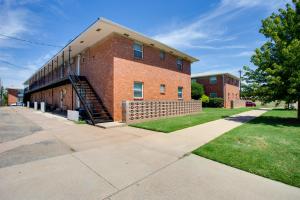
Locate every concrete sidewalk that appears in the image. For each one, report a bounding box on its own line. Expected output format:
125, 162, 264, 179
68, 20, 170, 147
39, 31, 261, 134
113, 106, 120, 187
0, 107, 299, 200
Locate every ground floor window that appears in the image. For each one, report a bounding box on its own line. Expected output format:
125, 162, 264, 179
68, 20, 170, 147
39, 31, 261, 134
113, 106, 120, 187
134, 82, 143, 99
210, 92, 217, 98
160, 84, 166, 94
178, 87, 183, 99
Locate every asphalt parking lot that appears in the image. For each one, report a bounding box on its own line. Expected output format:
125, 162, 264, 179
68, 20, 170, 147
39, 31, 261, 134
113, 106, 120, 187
0, 107, 73, 168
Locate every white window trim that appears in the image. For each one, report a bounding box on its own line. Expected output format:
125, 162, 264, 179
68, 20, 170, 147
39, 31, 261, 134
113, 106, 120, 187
160, 84, 166, 94
178, 87, 183, 99
133, 42, 143, 59
134, 82, 144, 99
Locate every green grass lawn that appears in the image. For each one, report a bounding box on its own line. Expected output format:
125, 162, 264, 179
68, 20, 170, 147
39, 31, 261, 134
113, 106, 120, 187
130, 107, 255, 133
193, 109, 300, 187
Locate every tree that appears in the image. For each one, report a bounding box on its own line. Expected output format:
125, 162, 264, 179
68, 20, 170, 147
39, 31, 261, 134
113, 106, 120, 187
191, 82, 204, 100
243, 0, 300, 119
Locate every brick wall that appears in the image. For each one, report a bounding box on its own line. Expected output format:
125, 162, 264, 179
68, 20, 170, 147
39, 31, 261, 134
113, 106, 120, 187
224, 83, 240, 108
7, 89, 18, 105
29, 84, 76, 110
112, 34, 191, 121
80, 35, 115, 117
194, 75, 224, 98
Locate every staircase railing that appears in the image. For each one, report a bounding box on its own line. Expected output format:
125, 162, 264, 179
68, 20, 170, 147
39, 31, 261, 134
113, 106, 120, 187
68, 70, 96, 125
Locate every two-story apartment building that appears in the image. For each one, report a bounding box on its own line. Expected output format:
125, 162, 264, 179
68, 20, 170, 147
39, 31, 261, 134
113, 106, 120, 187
24, 18, 198, 124
191, 73, 240, 108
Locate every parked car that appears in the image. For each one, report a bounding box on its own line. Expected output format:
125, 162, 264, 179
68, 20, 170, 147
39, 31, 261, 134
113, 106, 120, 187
246, 101, 256, 107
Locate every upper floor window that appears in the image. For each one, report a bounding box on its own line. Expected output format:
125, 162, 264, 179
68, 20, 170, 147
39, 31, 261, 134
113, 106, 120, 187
134, 82, 143, 99
191, 78, 197, 83
210, 92, 217, 98
209, 76, 217, 84
176, 58, 183, 71
133, 42, 143, 59
160, 84, 166, 94
160, 51, 165, 60
178, 87, 183, 99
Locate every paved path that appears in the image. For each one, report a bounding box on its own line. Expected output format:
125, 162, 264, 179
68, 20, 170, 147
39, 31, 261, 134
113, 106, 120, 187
0, 107, 299, 200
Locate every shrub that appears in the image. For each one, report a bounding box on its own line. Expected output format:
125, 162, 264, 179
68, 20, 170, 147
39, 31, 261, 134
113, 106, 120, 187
191, 82, 204, 100
201, 94, 209, 104
203, 97, 224, 107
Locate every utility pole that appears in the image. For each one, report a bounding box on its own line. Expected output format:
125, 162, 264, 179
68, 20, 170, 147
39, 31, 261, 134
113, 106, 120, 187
0, 78, 3, 106
238, 69, 242, 99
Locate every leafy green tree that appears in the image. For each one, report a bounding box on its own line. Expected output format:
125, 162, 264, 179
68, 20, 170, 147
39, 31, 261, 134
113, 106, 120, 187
243, 0, 300, 119
191, 82, 204, 100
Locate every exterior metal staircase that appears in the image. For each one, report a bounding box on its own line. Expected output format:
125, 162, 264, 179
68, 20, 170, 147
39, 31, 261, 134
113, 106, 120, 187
68, 71, 113, 125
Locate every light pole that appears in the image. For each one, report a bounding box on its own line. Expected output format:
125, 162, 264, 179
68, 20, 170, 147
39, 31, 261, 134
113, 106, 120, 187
238, 70, 242, 99
0, 78, 2, 106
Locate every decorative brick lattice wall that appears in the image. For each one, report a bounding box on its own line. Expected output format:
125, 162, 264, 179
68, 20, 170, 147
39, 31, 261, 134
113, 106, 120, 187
230, 99, 246, 109
122, 100, 202, 123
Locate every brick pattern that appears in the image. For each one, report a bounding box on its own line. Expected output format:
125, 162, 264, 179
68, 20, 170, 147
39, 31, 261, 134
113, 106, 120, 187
29, 84, 76, 111
7, 89, 18, 105
231, 99, 246, 109
122, 100, 202, 123
113, 34, 191, 121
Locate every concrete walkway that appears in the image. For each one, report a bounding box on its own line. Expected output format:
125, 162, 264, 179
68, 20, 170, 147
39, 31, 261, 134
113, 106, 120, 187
0, 107, 299, 200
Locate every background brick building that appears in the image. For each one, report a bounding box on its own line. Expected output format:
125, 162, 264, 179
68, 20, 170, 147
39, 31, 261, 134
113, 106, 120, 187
7, 88, 23, 106
191, 73, 240, 108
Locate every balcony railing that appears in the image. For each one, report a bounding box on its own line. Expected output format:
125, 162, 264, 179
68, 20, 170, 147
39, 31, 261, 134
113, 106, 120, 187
26, 63, 76, 93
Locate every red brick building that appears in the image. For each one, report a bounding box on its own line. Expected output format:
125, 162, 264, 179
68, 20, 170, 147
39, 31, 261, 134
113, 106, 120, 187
7, 88, 24, 106
24, 18, 198, 124
191, 73, 240, 108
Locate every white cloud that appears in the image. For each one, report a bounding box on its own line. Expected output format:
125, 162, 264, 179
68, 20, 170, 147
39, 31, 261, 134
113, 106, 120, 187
0, 50, 57, 88
0, 0, 37, 48
153, 0, 291, 49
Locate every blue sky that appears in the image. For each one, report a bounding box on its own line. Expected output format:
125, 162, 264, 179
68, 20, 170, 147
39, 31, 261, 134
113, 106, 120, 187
0, 0, 291, 88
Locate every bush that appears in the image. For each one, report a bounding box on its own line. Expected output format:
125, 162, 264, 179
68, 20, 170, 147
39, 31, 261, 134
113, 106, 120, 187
201, 94, 209, 104
203, 97, 224, 107
191, 82, 204, 100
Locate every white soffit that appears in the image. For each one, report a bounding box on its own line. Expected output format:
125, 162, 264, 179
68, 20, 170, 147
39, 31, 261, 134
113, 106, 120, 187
24, 18, 199, 84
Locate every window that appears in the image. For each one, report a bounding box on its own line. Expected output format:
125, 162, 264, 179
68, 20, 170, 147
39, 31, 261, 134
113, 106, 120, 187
178, 87, 183, 99
134, 82, 143, 98
191, 78, 197, 83
160, 84, 166, 94
209, 76, 217, 84
133, 42, 143, 59
210, 92, 217, 98
160, 51, 165, 60
176, 58, 183, 71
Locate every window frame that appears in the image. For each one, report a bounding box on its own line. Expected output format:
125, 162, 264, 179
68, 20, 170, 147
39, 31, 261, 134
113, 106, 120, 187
210, 92, 217, 98
209, 76, 217, 84
133, 81, 144, 99
160, 51, 165, 60
178, 86, 183, 99
133, 42, 143, 59
160, 84, 166, 94
176, 58, 183, 71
